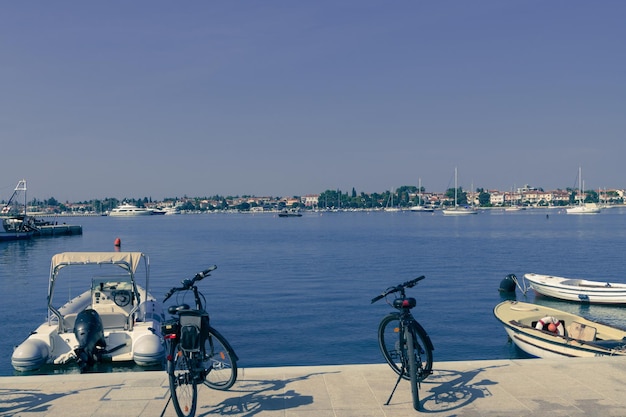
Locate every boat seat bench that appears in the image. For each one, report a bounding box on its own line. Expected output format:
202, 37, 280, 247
62, 312, 129, 331
98, 312, 129, 329
566, 321, 597, 341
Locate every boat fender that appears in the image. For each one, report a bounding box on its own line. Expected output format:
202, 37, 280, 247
535, 316, 564, 336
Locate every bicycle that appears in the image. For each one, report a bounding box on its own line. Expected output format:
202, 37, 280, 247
161, 265, 238, 417
371, 275, 434, 411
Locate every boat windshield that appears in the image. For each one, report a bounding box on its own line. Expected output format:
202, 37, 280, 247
91, 276, 133, 292
91, 275, 137, 315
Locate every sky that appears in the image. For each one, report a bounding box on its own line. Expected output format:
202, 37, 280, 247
1, 1, 625, 202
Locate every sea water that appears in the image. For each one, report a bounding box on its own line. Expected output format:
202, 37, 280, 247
3, 208, 626, 376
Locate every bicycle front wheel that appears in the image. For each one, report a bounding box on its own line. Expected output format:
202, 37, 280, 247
202, 327, 238, 390
168, 343, 198, 417
378, 313, 433, 382
405, 324, 420, 410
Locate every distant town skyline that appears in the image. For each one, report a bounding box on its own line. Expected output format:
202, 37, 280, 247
2, 2, 625, 202
0, 177, 620, 206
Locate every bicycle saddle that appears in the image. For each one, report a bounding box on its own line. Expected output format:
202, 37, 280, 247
168, 304, 190, 315
393, 297, 416, 309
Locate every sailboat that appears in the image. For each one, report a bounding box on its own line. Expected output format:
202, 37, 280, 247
504, 186, 523, 211
442, 168, 477, 216
384, 188, 401, 212
410, 178, 433, 212
566, 167, 600, 215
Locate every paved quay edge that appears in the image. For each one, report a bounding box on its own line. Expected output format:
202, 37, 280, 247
2, 357, 626, 416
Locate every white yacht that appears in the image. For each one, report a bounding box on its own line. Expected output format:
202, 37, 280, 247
108, 203, 153, 216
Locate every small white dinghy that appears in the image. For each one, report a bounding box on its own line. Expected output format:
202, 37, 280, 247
12, 252, 165, 372
524, 273, 626, 304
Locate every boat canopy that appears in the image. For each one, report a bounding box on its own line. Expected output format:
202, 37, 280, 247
50, 252, 147, 276
47, 252, 150, 331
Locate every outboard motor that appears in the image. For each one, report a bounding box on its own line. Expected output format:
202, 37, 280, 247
73, 308, 106, 370
498, 274, 518, 293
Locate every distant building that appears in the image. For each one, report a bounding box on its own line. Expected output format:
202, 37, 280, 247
301, 194, 319, 207
282, 197, 300, 207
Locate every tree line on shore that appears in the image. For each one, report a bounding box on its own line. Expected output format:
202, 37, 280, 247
2, 184, 616, 214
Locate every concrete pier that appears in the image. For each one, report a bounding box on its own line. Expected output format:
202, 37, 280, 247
2, 357, 626, 416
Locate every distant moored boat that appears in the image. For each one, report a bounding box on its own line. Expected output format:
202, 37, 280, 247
108, 203, 153, 216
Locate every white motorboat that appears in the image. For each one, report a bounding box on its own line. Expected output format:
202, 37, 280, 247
494, 300, 626, 358
524, 273, 626, 304
163, 206, 179, 215
1, 180, 36, 241
566, 203, 601, 215
409, 205, 434, 213
11, 252, 165, 372
0, 215, 35, 241
108, 203, 154, 216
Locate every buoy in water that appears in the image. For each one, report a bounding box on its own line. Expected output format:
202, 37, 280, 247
498, 274, 517, 293
114, 238, 121, 247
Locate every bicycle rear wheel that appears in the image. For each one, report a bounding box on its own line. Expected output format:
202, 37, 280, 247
378, 313, 433, 382
168, 343, 198, 417
202, 327, 238, 390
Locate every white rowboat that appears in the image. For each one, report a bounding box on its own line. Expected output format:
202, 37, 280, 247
524, 273, 626, 304
494, 300, 626, 358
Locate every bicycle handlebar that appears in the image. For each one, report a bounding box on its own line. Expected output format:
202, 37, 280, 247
370, 275, 425, 304
164, 265, 217, 301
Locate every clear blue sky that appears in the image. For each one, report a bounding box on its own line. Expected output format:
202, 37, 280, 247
1, 1, 624, 202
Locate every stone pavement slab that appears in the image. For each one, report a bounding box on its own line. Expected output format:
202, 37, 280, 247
2, 357, 626, 416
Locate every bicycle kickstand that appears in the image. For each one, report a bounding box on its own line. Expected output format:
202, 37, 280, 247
385, 364, 406, 405
160, 390, 172, 417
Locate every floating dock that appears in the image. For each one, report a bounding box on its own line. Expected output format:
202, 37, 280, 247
33, 223, 83, 236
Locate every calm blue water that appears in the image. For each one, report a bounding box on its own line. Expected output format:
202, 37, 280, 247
3, 208, 626, 376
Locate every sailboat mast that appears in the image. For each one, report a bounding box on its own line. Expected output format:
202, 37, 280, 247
454, 167, 458, 208
418, 178, 422, 206
578, 166, 582, 206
